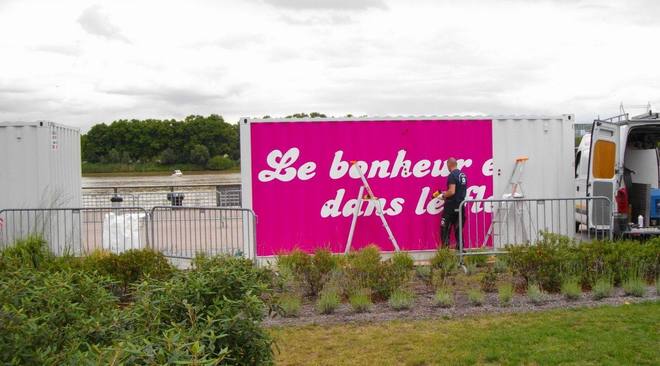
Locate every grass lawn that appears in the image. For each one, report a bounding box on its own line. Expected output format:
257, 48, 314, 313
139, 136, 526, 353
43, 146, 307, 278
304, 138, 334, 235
271, 302, 660, 365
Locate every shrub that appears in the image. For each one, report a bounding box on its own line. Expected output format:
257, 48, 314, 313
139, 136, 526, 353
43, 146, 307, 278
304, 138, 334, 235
507, 233, 577, 292
346, 245, 405, 299
464, 262, 478, 275
561, 278, 582, 301
467, 289, 485, 306
349, 288, 373, 313
431, 248, 457, 281
0, 268, 121, 365
388, 288, 415, 311
623, 276, 646, 297
480, 268, 498, 293
278, 293, 302, 317
527, 283, 545, 305
121, 255, 274, 365
207, 155, 235, 170
391, 251, 414, 271
592, 277, 613, 300
577, 239, 660, 286
498, 283, 513, 307
464, 252, 488, 267
493, 256, 509, 274
83, 249, 174, 292
0, 236, 52, 270
416, 265, 432, 284
277, 249, 314, 294
434, 288, 454, 308
316, 287, 341, 314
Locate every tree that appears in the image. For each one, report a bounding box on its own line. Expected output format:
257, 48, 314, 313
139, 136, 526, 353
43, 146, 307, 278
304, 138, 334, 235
207, 155, 234, 170
159, 148, 177, 164
189, 144, 210, 166
106, 148, 121, 163
285, 112, 327, 118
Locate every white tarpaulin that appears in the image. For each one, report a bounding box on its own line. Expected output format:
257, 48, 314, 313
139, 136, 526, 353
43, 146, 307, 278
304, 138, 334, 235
102, 212, 146, 253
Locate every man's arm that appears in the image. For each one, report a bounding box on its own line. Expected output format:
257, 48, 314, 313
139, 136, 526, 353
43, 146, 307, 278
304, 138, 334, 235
443, 184, 456, 199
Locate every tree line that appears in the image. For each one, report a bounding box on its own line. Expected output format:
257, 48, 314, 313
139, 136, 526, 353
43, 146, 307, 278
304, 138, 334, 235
81, 115, 239, 170
81, 113, 337, 171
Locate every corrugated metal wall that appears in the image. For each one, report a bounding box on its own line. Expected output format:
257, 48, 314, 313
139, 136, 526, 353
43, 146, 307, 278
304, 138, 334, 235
0, 122, 81, 209
492, 116, 574, 199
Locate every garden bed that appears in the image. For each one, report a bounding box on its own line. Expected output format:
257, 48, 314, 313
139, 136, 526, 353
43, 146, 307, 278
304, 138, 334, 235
266, 282, 658, 327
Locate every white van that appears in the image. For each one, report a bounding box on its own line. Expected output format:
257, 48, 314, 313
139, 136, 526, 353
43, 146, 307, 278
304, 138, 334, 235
575, 111, 660, 231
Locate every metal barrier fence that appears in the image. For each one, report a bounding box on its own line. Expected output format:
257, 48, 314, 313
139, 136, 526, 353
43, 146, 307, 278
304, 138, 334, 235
82, 189, 241, 209
458, 196, 613, 258
0, 206, 256, 259
0, 207, 149, 255
150, 206, 256, 259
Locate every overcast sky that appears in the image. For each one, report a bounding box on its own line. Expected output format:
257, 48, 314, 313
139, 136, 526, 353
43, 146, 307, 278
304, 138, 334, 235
0, 0, 658, 131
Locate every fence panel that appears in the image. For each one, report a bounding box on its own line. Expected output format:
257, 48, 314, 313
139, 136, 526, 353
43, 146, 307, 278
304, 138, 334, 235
0, 207, 149, 255
149, 206, 256, 259
458, 196, 613, 257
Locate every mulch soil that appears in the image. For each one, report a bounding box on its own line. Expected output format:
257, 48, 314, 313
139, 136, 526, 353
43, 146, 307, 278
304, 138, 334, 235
264, 282, 659, 327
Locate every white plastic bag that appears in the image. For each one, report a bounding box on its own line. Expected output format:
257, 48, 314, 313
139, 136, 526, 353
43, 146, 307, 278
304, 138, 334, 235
102, 212, 146, 253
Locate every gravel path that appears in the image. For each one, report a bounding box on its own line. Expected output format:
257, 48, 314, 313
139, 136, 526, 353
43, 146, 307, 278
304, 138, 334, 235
264, 286, 659, 327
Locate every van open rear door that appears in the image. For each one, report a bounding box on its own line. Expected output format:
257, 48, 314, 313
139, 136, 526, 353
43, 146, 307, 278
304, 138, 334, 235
587, 120, 619, 228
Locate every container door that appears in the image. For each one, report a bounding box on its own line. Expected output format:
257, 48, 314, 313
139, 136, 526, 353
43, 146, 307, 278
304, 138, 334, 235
587, 121, 619, 228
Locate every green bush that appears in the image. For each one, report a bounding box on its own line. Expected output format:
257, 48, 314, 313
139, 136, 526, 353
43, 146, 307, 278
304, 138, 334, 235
391, 252, 414, 271
592, 277, 613, 300
464, 262, 478, 275
467, 289, 485, 306
349, 288, 373, 313
434, 288, 454, 308
464, 252, 489, 268
480, 268, 498, 293
0, 238, 275, 365
527, 283, 545, 305
114, 255, 274, 365
576, 240, 659, 286
507, 233, 576, 292
0, 268, 121, 365
278, 293, 302, 317
82, 249, 174, 293
416, 265, 432, 284
316, 287, 341, 314
0, 236, 52, 270
623, 276, 646, 297
498, 283, 513, 307
346, 245, 402, 299
493, 255, 509, 274
278, 248, 340, 296
388, 288, 415, 311
431, 248, 457, 282
561, 278, 582, 301
207, 155, 235, 170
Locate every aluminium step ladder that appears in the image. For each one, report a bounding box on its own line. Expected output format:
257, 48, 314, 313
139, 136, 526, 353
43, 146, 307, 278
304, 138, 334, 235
482, 157, 534, 246
345, 161, 400, 254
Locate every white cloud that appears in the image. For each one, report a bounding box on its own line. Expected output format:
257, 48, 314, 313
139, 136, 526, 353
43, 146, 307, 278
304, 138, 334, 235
0, 0, 658, 130
78, 5, 130, 43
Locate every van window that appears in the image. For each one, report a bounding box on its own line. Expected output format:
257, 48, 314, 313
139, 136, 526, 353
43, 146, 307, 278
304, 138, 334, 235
593, 140, 616, 178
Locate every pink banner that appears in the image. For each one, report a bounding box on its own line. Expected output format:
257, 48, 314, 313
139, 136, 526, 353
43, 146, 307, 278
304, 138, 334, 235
250, 119, 493, 256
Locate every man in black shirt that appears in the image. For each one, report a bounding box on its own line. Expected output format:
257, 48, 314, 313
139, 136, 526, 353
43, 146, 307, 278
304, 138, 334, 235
436, 157, 467, 249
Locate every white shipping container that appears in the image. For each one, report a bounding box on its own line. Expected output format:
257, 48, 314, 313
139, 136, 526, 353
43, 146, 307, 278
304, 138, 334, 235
240, 114, 576, 258
0, 121, 82, 209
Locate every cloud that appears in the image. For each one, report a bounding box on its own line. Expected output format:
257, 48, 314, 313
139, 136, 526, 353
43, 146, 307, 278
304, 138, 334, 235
34, 43, 82, 57
77, 5, 130, 43
190, 34, 266, 49
99, 84, 247, 105
280, 13, 354, 25
262, 0, 386, 11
